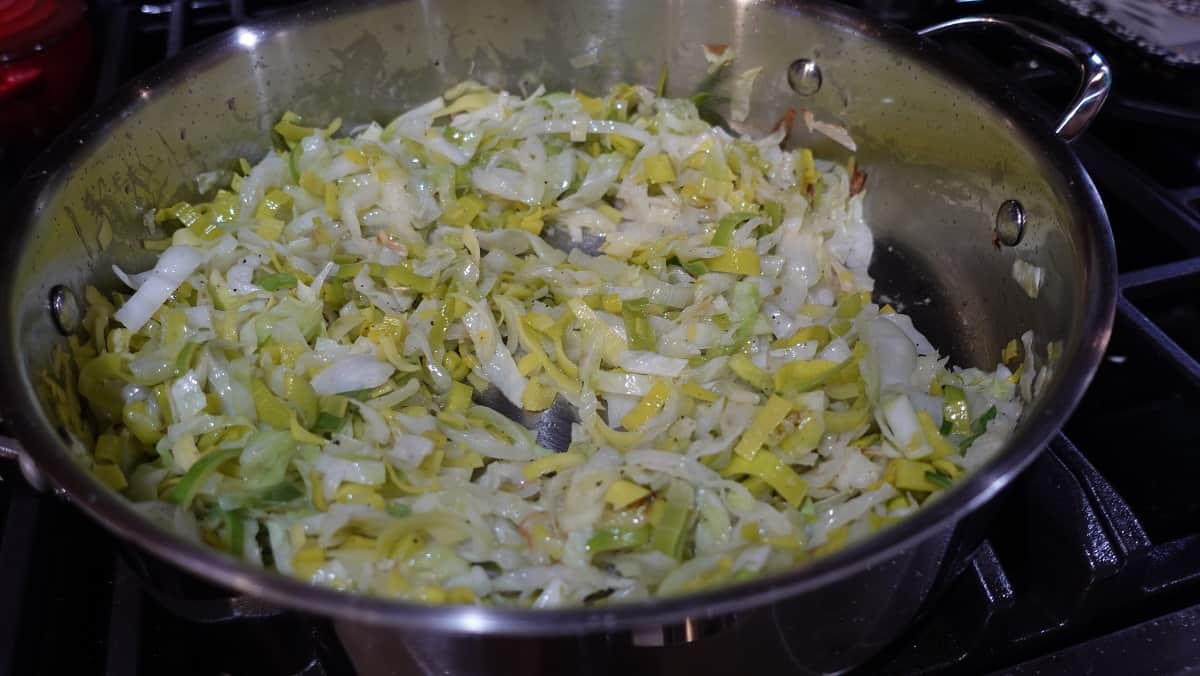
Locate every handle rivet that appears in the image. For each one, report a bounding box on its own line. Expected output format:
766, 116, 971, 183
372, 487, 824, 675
995, 199, 1026, 246
787, 58, 822, 96
49, 286, 81, 336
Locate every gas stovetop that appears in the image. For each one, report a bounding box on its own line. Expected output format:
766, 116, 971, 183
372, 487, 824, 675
2, 1, 1200, 675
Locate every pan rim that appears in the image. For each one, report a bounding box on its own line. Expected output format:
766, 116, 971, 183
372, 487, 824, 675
0, 0, 1117, 636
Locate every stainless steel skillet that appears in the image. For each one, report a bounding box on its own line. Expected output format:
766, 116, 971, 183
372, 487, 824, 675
0, 1, 1115, 672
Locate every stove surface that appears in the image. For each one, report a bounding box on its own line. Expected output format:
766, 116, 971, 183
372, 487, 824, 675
2, 1, 1200, 675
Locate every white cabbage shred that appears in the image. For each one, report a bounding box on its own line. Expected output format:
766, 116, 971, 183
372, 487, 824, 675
1012, 258, 1045, 299
64, 80, 1030, 609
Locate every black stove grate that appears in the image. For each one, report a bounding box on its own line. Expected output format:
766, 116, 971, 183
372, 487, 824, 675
3, 1, 1200, 675
93, 0, 300, 101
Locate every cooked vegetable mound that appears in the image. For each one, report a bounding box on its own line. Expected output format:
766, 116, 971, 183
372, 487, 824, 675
53, 82, 1032, 607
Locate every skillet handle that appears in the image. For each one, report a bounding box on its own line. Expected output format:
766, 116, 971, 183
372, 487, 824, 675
0, 435, 46, 491
918, 15, 1112, 142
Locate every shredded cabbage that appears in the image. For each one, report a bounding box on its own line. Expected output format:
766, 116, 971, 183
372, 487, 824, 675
58, 78, 1030, 609
1012, 258, 1045, 299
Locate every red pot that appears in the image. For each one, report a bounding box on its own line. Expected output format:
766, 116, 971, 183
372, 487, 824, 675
0, 0, 93, 144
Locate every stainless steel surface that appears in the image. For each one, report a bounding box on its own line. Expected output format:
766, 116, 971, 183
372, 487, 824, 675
48, 284, 81, 335
0, 435, 22, 462
918, 15, 1113, 142
332, 522, 967, 673
19, 451, 47, 492
995, 199, 1028, 247
473, 387, 577, 453
0, 435, 45, 491
628, 615, 739, 647
0, 0, 1116, 660
786, 57, 823, 95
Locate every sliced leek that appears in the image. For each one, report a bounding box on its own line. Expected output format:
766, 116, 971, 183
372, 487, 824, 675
58, 77, 1028, 610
